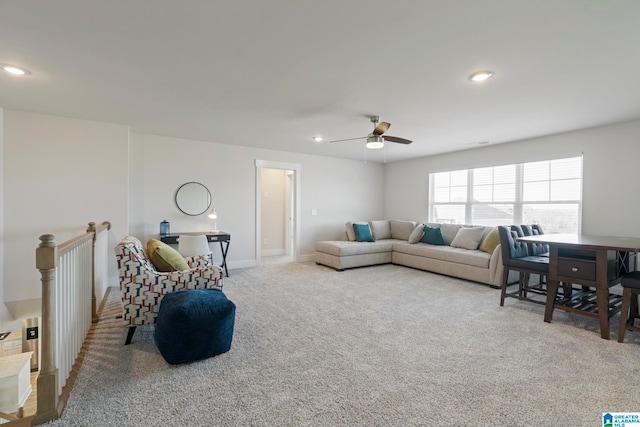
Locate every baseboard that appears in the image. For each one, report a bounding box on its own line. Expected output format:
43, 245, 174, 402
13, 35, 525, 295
262, 249, 285, 257
297, 254, 316, 263
226, 259, 258, 270
226, 254, 315, 270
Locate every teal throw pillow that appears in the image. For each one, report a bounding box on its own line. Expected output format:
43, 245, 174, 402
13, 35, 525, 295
353, 223, 375, 242
422, 225, 446, 245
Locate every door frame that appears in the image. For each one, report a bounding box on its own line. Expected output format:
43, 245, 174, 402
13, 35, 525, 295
255, 160, 301, 262
284, 170, 294, 257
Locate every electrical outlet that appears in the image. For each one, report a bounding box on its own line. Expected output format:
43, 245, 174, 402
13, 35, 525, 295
263, 238, 269, 245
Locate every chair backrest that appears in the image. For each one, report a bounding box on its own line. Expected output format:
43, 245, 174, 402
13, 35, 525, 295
509, 225, 531, 237
115, 236, 156, 273
529, 224, 548, 255
498, 225, 529, 266
531, 224, 544, 235
510, 224, 548, 256
178, 235, 211, 257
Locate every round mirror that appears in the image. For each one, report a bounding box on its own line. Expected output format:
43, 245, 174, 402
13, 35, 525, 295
175, 182, 211, 216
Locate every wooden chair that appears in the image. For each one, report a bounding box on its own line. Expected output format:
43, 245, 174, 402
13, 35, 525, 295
618, 271, 640, 343
499, 225, 550, 306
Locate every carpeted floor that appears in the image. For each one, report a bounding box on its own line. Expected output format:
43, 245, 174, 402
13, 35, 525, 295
45, 262, 640, 426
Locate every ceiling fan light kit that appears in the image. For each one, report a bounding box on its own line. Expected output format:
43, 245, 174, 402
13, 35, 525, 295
366, 135, 384, 149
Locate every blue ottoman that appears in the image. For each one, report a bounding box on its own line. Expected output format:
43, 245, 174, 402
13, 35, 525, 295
154, 288, 236, 365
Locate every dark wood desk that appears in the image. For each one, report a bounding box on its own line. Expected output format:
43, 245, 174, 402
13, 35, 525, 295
518, 234, 640, 339
160, 232, 230, 277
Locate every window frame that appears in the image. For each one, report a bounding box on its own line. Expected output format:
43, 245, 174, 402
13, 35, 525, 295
428, 156, 583, 232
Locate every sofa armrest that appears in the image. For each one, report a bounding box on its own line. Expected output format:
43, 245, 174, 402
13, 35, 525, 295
488, 243, 503, 286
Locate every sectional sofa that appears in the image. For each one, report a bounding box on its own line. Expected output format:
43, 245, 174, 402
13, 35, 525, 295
315, 219, 517, 287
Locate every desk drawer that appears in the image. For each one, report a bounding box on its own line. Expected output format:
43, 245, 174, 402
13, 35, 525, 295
558, 258, 596, 281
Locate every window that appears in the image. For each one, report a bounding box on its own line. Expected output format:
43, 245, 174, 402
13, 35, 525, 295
429, 156, 582, 233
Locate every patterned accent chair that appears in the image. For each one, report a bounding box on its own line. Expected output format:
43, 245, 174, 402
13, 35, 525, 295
115, 236, 223, 344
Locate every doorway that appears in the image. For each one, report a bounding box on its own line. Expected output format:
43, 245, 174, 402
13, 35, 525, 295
255, 160, 301, 264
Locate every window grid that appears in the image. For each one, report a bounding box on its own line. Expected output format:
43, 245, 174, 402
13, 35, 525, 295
429, 157, 582, 233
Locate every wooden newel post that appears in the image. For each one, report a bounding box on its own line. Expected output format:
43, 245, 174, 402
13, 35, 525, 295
35, 234, 61, 424
87, 222, 98, 323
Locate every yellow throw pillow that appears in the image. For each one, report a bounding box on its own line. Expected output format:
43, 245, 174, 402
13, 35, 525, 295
147, 238, 189, 272
479, 228, 500, 254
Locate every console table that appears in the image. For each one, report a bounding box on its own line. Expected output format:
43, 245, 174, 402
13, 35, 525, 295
518, 234, 640, 339
160, 232, 230, 277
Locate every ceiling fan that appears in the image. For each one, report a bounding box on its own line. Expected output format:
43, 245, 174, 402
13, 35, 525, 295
330, 115, 412, 149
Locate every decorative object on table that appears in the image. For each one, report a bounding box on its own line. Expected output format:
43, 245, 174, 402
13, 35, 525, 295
154, 288, 236, 365
175, 181, 211, 216
159, 220, 170, 236
208, 208, 218, 232
114, 236, 222, 345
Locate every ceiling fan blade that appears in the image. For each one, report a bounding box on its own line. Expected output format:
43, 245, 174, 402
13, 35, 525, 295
372, 122, 391, 135
329, 136, 366, 143
383, 135, 412, 144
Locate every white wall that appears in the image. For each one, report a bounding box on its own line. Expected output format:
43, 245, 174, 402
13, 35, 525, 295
2, 111, 129, 307
129, 133, 385, 266
385, 119, 640, 237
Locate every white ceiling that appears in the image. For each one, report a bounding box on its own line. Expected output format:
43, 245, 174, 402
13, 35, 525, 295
1, 1, 640, 163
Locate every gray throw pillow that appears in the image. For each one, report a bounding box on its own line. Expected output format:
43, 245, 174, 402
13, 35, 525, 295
369, 220, 391, 240
408, 224, 425, 244
450, 227, 485, 250
389, 219, 417, 240
345, 221, 367, 241
439, 224, 462, 246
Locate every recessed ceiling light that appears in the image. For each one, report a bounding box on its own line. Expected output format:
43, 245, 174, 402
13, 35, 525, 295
468, 70, 493, 82
312, 136, 323, 142
1, 64, 31, 75
465, 141, 491, 146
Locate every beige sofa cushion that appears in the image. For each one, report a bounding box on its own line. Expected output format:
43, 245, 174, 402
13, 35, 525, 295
450, 227, 485, 250
345, 221, 368, 241
408, 224, 425, 244
316, 240, 397, 257
437, 223, 462, 245
369, 220, 391, 240
390, 219, 417, 240
392, 242, 491, 269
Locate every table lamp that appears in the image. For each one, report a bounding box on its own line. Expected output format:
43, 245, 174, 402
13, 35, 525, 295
208, 208, 218, 232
